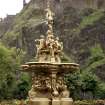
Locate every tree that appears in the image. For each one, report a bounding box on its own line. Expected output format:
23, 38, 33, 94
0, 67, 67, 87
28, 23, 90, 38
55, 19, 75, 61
65, 71, 99, 100
0, 43, 30, 100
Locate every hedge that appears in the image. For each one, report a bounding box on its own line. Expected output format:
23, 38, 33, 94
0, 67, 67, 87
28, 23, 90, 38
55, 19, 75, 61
74, 100, 105, 105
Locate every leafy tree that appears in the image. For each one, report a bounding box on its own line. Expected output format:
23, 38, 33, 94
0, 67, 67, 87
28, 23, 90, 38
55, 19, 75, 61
13, 73, 31, 99
65, 71, 100, 100
0, 43, 30, 100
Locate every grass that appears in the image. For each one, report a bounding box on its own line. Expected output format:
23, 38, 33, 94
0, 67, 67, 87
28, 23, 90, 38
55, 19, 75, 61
85, 58, 105, 71
83, 44, 105, 71
79, 10, 104, 29
74, 10, 104, 34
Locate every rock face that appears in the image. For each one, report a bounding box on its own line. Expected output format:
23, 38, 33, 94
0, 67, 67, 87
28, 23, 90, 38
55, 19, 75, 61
0, 0, 105, 40
0, 15, 15, 38
32, 0, 105, 10
1, 0, 105, 81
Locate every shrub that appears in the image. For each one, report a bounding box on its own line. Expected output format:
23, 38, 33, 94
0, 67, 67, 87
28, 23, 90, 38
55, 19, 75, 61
74, 100, 105, 105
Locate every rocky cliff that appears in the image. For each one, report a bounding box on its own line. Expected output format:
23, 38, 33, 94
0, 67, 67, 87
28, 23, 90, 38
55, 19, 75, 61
1, 0, 105, 81
0, 15, 15, 39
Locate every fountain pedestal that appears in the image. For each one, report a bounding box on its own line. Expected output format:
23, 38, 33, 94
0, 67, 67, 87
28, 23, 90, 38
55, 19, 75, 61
22, 62, 79, 105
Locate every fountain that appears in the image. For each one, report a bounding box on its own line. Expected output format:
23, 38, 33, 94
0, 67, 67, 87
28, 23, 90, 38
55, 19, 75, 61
21, 0, 79, 105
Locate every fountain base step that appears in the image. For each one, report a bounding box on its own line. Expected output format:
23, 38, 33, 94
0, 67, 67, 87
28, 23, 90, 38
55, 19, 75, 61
52, 98, 73, 105
28, 98, 73, 105
61, 98, 73, 105
28, 98, 50, 105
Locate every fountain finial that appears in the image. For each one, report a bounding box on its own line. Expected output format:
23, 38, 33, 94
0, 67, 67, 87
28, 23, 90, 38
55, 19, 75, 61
46, 0, 54, 37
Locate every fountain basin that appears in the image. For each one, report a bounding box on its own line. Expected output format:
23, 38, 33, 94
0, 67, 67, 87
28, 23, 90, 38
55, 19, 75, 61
21, 62, 79, 73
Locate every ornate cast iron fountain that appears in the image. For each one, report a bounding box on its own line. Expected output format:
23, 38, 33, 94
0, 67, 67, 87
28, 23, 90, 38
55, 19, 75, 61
22, 0, 79, 105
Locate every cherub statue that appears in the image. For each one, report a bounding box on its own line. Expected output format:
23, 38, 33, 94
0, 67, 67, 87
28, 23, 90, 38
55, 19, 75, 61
48, 24, 53, 31
35, 35, 46, 50
45, 8, 53, 20
35, 35, 46, 58
28, 85, 37, 100
55, 37, 63, 51
61, 85, 70, 98
46, 77, 51, 90
46, 35, 55, 57
51, 37, 63, 63
45, 7, 54, 24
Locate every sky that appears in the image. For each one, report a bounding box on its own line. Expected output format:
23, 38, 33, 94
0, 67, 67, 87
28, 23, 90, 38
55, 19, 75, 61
0, 0, 31, 18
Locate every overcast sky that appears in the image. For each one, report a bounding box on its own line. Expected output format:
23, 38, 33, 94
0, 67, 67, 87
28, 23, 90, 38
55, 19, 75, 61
0, 0, 31, 18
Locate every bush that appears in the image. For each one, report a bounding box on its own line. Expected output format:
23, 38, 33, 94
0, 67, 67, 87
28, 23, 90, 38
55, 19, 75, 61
65, 71, 99, 100
74, 100, 105, 105
74, 100, 95, 105
0, 43, 30, 100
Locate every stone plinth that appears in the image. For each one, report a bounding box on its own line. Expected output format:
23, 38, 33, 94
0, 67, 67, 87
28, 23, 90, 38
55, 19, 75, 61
28, 98, 73, 105
28, 98, 50, 105
61, 98, 73, 105
52, 98, 73, 105
52, 99, 61, 105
